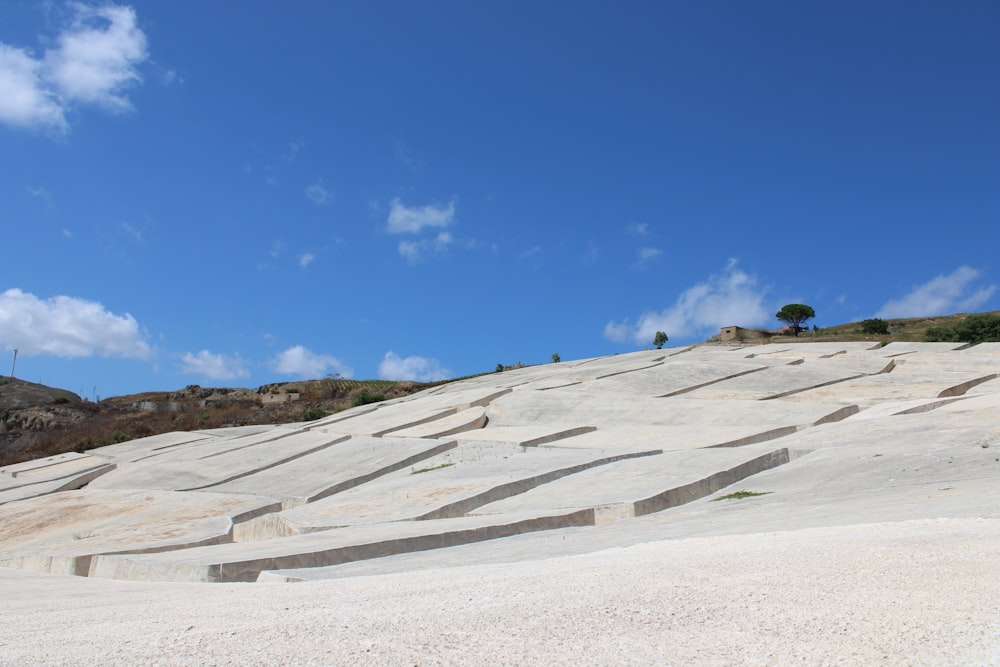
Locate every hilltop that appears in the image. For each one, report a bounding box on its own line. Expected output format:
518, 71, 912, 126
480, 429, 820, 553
0, 376, 434, 467
2, 310, 998, 467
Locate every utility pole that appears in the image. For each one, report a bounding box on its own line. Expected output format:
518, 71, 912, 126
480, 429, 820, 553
10, 348, 17, 378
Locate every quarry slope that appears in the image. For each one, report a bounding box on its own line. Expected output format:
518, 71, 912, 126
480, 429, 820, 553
3, 341, 997, 583
1, 342, 998, 664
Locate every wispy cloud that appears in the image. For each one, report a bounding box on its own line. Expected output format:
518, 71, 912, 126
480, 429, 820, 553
387, 198, 455, 234
179, 350, 249, 381
398, 232, 453, 264
0, 288, 151, 359
378, 351, 450, 382
270, 345, 352, 379
876, 266, 996, 319
0, 3, 149, 133
634, 246, 662, 269
605, 259, 771, 345
160, 68, 182, 86
284, 140, 304, 163
121, 222, 144, 242
519, 245, 542, 260
394, 141, 424, 172
625, 223, 648, 236
25, 185, 52, 200
299, 252, 316, 269
305, 181, 330, 205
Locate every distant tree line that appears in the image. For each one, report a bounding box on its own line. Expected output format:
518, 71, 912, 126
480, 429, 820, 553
925, 313, 1000, 344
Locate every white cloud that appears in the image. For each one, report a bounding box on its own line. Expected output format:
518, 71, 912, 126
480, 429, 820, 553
270, 345, 352, 379
179, 350, 249, 381
299, 252, 316, 269
397, 231, 453, 264
397, 240, 421, 263
604, 259, 771, 345
0, 44, 67, 130
634, 246, 662, 268
519, 245, 542, 260
121, 222, 143, 242
44, 4, 147, 111
284, 140, 304, 163
0, 4, 148, 132
378, 351, 450, 382
305, 181, 330, 205
0, 288, 151, 359
876, 266, 996, 319
160, 68, 181, 86
626, 223, 648, 236
387, 198, 455, 234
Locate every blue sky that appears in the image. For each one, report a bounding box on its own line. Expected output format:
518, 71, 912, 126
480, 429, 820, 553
1, 1, 998, 398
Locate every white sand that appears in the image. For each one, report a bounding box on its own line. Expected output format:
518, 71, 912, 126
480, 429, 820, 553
2, 518, 997, 666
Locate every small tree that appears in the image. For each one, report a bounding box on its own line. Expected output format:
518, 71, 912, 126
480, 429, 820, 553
861, 318, 890, 335
653, 331, 668, 349
775, 304, 816, 337
551, 353, 561, 363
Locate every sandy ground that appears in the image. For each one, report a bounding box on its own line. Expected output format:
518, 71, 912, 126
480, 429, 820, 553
2, 517, 998, 666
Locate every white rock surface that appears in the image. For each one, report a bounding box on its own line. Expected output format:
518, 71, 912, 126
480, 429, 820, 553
1, 342, 998, 664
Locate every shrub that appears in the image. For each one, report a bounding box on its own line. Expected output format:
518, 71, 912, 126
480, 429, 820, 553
352, 391, 385, 407
52, 396, 71, 405
299, 407, 327, 421
861, 318, 890, 335
925, 314, 1000, 344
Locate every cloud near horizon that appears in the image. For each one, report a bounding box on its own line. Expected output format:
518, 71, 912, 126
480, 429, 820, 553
875, 266, 996, 319
0, 3, 149, 133
605, 259, 771, 345
179, 350, 250, 381
378, 351, 450, 382
0, 288, 151, 359
270, 345, 352, 379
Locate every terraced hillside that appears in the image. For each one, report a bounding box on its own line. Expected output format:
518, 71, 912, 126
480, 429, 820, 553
2, 341, 997, 586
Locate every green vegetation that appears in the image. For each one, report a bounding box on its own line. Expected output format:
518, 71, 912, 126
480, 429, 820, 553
861, 318, 890, 335
352, 390, 386, 407
653, 331, 668, 349
925, 313, 1000, 344
712, 490, 771, 501
776, 304, 816, 336
411, 462, 455, 474
551, 353, 561, 363
74, 431, 131, 453
298, 407, 327, 421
